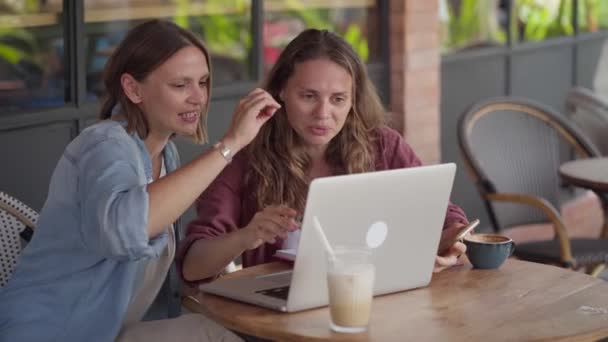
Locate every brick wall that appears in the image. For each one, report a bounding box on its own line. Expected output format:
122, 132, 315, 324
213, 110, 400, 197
389, 0, 441, 164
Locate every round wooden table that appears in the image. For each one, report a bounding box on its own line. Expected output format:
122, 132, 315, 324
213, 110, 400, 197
560, 157, 608, 237
183, 260, 608, 341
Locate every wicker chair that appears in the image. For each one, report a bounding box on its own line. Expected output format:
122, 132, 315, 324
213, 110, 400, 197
0, 192, 38, 287
457, 97, 608, 275
565, 86, 608, 155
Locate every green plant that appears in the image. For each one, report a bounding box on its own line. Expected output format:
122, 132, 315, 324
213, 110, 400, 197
269, 0, 370, 62
173, 0, 251, 61
579, 0, 608, 31
442, 0, 506, 52
514, 0, 573, 42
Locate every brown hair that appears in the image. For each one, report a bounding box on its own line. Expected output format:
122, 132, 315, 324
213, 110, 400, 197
99, 19, 211, 143
247, 29, 386, 212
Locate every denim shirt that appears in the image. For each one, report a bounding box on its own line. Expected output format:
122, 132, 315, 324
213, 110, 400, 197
0, 120, 179, 342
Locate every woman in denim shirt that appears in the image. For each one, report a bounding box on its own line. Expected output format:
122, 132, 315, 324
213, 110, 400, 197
0, 20, 277, 342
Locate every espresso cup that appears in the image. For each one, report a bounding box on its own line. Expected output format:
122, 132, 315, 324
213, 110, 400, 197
463, 234, 515, 269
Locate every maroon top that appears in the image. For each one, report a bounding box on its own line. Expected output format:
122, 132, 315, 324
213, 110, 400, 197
177, 127, 468, 283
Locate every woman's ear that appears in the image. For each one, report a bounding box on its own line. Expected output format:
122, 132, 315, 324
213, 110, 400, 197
120, 73, 143, 104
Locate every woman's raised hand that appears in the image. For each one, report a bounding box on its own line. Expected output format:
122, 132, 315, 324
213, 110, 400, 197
222, 88, 280, 152
239, 205, 299, 251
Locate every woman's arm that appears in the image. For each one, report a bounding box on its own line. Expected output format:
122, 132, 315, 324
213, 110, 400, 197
177, 158, 298, 282
146, 89, 279, 238
380, 127, 470, 271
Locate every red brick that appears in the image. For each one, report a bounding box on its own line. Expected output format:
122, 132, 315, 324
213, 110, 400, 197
406, 105, 439, 127
406, 48, 440, 70
405, 32, 439, 51
405, 83, 440, 108
389, 13, 406, 36
405, 69, 439, 91
405, 0, 439, 12
390, 0, 406, 13
505, 191, 603, 244
406, 12, 440, 33
386, 111, 405, 134
389, 0, 441, 162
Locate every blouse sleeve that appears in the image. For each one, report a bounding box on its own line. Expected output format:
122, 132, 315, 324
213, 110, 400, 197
77, 137, 167, 261
175, 153, 246, 284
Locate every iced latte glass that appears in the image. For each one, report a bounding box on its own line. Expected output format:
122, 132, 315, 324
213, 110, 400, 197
326, 246, 375, 333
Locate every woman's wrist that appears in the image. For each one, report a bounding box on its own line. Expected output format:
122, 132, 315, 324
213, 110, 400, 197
219, 134, 244, 155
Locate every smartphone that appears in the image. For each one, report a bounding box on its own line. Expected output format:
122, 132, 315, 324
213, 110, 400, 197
437, 219, 480, 255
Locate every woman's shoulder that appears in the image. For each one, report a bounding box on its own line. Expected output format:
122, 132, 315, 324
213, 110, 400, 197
77, 120, 130, 146
373, 125, 406, 150
66, 120, 137, 160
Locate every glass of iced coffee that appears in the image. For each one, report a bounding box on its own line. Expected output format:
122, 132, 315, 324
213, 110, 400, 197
326, 246, 375, 333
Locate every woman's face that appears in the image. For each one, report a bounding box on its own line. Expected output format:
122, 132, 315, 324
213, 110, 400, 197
280, 58, 353, 153
135, 46, 209, 140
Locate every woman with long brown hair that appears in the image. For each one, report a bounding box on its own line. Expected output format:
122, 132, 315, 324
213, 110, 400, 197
179, 29, 469, 284
0, 20, 277, 341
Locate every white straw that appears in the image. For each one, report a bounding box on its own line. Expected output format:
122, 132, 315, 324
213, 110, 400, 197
312, 216, 335, 260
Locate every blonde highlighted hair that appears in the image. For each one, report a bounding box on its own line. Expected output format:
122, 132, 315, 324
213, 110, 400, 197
247, 29, 386, 212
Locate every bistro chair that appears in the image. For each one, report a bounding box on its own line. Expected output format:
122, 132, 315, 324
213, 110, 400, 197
565, 86, 608, 155
0, 192, 38, 287
458, 97, 608, 275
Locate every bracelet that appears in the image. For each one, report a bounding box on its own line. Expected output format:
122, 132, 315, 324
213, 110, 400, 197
213, 141, 233, 163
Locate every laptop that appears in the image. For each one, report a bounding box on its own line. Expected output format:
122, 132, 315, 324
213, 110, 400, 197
198, 163, 457, 312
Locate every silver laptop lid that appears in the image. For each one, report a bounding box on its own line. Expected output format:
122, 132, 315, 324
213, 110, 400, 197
287, 163, 456, 311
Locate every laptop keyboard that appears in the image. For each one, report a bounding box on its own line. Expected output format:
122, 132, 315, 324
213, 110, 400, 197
256, 285, 290, 300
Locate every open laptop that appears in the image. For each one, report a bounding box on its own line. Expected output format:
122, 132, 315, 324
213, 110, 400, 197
198, 163, 456, 312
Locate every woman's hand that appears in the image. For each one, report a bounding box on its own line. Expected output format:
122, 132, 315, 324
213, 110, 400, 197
222, 88, 280, 152
433, 241, 466, 273
239, 205, 299, 250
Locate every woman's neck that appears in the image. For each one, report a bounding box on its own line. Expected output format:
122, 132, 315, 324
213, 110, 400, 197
144, 131, 169, 160
306, 145, 332, 179
145, 132, 170, 181
309, 156, 333, 179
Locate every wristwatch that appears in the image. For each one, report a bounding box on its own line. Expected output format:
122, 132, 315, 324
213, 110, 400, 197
213, 141, 233, 163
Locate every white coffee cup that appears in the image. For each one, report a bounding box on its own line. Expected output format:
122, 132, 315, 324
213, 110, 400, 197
326, 246, 375, 333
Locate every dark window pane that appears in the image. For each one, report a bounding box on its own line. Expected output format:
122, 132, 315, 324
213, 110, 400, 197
578, 0, 608, 33
512, 0, 574, 43
0, 1, 66, 112
263, 0, 380, 73
440, 0, 507, 54
84, 0, 252, 99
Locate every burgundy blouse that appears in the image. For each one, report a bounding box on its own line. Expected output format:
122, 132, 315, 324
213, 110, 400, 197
177, 126, 468, 283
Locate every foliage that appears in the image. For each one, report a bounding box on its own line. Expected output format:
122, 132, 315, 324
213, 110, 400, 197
578, 0, 608, 32
269, 0, 370, 62
173, 0, 251, 61
442, 0, 506, 52
514, 0, 573, 42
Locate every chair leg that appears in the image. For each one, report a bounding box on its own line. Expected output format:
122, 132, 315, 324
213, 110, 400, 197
588, 264, 606, 278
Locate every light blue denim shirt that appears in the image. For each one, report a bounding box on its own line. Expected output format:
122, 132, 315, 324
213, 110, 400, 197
0, 120, 179, 342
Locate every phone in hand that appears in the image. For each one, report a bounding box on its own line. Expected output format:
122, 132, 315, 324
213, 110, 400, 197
437, 219, 480, 255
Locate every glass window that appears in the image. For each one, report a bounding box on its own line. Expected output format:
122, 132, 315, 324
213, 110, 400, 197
0, 1, 66, 112
262, 0, 380, 73
578, 0, 608, 33
84, 0, 252, 98
440, 0, 507, 54
512, 0, 574, 43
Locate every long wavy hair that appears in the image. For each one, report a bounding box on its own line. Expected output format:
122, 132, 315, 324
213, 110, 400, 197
98, 19, 211, 143
247, 29, 386, 212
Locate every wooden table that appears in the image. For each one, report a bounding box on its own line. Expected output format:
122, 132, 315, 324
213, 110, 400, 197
560, 157, 608, 238
183, 260, 608, 341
